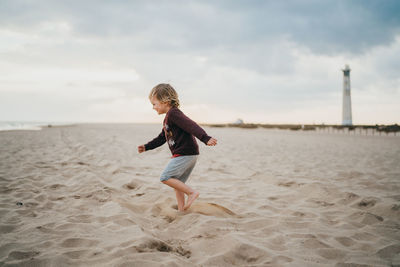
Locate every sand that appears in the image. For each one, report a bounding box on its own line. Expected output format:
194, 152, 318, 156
0, 124, 399, 266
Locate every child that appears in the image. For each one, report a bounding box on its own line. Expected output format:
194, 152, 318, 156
138, 83, 217, 211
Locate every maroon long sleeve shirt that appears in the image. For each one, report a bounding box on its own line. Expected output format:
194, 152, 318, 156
144, 107, 212, 156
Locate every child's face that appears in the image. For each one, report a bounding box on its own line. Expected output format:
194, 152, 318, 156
150, 96, 171, 115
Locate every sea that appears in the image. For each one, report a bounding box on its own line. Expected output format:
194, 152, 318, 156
0, 121, 74, 131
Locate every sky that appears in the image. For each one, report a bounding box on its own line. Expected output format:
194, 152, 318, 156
0, 0, 399, 125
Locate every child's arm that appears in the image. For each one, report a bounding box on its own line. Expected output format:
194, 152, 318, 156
169, 109, 216, 145
138, 130, 166, 153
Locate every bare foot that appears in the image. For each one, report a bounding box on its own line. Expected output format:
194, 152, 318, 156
183, 191, 199, 210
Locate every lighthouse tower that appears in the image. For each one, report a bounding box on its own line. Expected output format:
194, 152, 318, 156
342, 64, 352, 126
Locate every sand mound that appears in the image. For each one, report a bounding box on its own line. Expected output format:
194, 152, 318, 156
187, 202, 236, 217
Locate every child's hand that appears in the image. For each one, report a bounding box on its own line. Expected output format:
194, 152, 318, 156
138, 145, 146, 153
207, 137, 217, 146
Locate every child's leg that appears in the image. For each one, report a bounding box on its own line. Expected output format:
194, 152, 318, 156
162, 178, 199, 210
174, 189, 185, 211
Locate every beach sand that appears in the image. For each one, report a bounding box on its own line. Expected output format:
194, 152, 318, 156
1, 124, 399, 266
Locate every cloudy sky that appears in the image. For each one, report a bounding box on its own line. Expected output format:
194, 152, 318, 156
0, 0, 399, 124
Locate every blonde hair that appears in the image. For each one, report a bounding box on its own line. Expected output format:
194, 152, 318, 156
149, 83, 180, 108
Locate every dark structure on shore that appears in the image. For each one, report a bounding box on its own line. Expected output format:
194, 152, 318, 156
206, 123, 400, 136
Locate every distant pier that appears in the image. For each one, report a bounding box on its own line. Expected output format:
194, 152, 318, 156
205, 123, 400, 136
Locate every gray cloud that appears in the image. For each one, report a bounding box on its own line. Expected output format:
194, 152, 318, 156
0, 0, 399, 123
2, 0, 399, 81
212, 0, 400, 54
2, 0, 399, 54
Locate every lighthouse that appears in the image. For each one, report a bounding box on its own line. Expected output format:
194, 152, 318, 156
342, 64, 352, 126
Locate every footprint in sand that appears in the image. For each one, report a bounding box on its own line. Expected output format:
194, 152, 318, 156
376, 244, 400, 260
185, 202, 236, 218
60, 238, 100, 248
7, 250, 40, 260
123, 181, 140, 190
335, 236, 355, 247
151, 201, 236, 223
63, 249, 91, 260
135, 238, 191, 258
353, 197, 378, 209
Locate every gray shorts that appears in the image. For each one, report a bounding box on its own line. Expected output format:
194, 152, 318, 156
160, 155, 198, 183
